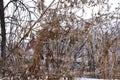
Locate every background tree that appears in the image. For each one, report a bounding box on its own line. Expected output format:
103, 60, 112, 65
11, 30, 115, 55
0, 0, 6, 65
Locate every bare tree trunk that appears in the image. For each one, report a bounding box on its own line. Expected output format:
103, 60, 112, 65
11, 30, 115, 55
0, 0, 6, 64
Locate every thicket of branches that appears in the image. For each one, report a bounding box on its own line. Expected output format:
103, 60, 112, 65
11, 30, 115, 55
0, 0, 120, 79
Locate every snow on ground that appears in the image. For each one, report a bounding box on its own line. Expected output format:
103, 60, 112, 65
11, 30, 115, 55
60, 77, 119, 80
60, 78, 102, 80
75, 78, 104, 80
0, 77, 104, 80
0, 77, 119, 80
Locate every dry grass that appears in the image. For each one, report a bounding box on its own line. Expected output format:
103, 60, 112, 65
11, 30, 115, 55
1, 0, 120, 79
1, 21, 120, 79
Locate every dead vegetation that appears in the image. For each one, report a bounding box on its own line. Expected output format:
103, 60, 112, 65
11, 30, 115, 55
0, 0, 120, 80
